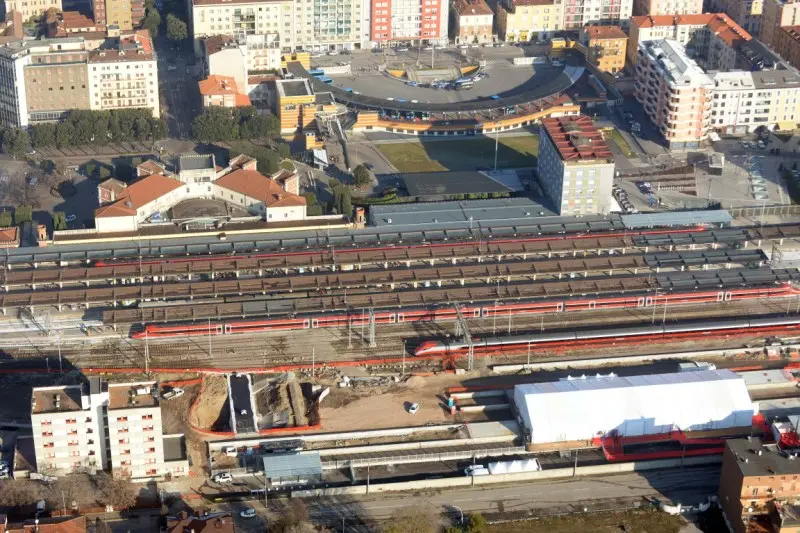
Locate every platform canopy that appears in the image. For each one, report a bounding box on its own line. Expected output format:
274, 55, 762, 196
513, 369, 756, 445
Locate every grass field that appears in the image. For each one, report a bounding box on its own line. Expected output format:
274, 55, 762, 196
488, 510, 684, 533
605, 129, 636, 158
377, 135, 539, 173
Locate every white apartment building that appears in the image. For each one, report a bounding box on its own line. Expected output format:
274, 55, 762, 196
537, 115, 615, 216
88, 31, 160, 119
561, 0, 633, 31
31, 379, 188, 480
191, 0, 368, 51
632, 0, 702, 17
201, 33, 281, 97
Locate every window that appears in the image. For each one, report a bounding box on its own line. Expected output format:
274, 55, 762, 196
143, 414, 153, 421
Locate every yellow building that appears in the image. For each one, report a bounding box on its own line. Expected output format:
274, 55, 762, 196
580, 25, 627, 73
275, 76, 337, 147
496, 0, 562, 42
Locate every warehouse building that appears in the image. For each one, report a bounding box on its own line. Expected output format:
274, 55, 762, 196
513, 370, 756, 446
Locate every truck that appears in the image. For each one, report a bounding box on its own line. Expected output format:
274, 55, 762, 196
487, 459, 542, 475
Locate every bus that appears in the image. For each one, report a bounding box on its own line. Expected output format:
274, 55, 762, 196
319, 76, 333, 84
309, 69, 325, 77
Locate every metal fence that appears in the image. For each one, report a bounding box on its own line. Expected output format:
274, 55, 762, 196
728, 204, 800, 218
321, 445, 526, 469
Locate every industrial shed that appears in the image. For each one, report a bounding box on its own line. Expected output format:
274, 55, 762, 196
513, 370, 756, 445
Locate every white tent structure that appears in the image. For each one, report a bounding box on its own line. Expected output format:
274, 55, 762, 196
513, 370, 757, 445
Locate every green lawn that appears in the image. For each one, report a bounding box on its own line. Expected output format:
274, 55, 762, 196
377, 135, 539, 173
488, 510, 684, 533
605, 129, 636, 158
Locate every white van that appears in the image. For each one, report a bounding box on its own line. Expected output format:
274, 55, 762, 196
464, 465, 491, 476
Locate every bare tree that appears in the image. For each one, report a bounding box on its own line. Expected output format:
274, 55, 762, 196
91, 472, 137, 510
383, 506, 438, 533
44, 475, 93, 511
0, 479, 43, 508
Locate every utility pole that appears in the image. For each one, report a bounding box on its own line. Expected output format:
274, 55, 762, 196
402, 340, 406, 375
208, 318, 212, 360
493, 128, 499, 170
57, 329, 62, 373
312, 347, 315, 377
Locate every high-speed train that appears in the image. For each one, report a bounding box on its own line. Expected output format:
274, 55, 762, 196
130, 284, 796, 339
413, 316, 800, 356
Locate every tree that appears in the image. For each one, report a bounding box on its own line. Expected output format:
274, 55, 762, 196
150, 118, 168, 140
0, 211, 12, 227
31, 123, 57, 148
14, 206, 32, 225
277, 143, 291, 159
241, 114, 278, 139
98, 166, 112, 180
92, 472, 136, 510
166, 13, 188, 41
302, 192, 322, 216
0, 480, 42, 508
340, 188, 352, 218
1, 128, 30, 158
53, 212, 67, 231
467, 513, 488, 533
143, 6, 161, 38
353, 165, 372, 188
383, 507, 437, 533
84, 162, 97, 178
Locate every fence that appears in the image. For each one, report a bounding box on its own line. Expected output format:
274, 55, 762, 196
321, 445, 526, 469
728, 204, 800, 218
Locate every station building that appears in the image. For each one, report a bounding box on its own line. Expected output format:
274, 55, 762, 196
31, 378, 188, 480
536, 115, 615, 216
94, 154, 306, 233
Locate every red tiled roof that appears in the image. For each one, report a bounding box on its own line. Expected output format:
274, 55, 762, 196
454, 0, 493, 17
541, 115, 613, 162
95, 174, 182, 218
214, 169, 306, 208
512, 0, 554, 5
167, 514, 234, 533
198, 75, 239, 96
235, 93, 252, 106
88, 30, 154, 62
631, 13, 752, 47
0, 226, 18, 246
1, 515, 87, 532
99, 177, 127, 195
584, 25, 627, 40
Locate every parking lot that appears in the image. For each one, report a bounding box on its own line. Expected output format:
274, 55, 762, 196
311, 44, 566, 105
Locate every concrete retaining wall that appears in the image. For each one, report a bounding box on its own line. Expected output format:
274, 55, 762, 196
313, 436, 514, 456
292, 455, 722, 498
459, 404, 510, 413
450, 390, 507, 400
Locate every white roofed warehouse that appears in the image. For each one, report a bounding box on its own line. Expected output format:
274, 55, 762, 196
512, 370, 756, 446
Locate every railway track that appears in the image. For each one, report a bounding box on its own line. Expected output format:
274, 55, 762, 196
3, 298, 796, 371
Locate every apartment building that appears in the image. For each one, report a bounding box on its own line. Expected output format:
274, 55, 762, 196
561, 0, 633, 31
631, 0, 701, 17
628, 14, 752, 68
451, 0, 493, 44
5, 0, 62, 24
635, 39, 713, 148
87, 31, 159, 118
91, 0, 145, 30
295, 0, 368, 49
761, 0, 800, 49
537, 115, 615, 216
370, 0, 449, 46
495, 0, 562, 42
776, 25, 800, 71
706, 0, 763, 35
580, 24, 626, 73
0, 31, 159, 127
719, 436, 800, 533
200, 33, 281, 99
191, 0, 295, 47
31, 379, 188, 480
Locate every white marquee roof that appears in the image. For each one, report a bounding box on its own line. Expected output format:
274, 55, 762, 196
513, 370, 756, 444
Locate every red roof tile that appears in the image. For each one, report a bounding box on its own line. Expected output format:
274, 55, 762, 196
198, 75, 239, 96
214, 169, 306, 208
95, 174, 182, 218
631, 13, 752, 47
454, 0, 493, 17
584, 25, 627, 40
541, 115, 613, 162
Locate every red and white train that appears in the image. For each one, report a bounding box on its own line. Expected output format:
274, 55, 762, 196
131, 283, 796, 339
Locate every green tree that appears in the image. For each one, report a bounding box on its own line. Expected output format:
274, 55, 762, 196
56, 122, 74, 148
1, 128, 30, 158
14, 206, 32, 225
166, 13, 188, 40
31, 123, 56, 148
353, 164, 372, 188
98, 167, 111, 180
150, 118, 168, 140
467, 513, 488, 533
277, 143, 291, 159
53, 211, 66, 231
241, 114, 278, 139
340, 187, 352, 218
143, 6, 161, 38
84, 162, 97, 178
191, 108, 240, 142
0, 211, 12, 227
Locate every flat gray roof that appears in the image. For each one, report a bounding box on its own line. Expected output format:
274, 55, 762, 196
369, 197, 563, 227
621, 211, 733, 228
263, 452, 322, 479
278, 79, 313, 97
163, 434, 187, 461
401, 171, 516, 197
179, 154, 215, 171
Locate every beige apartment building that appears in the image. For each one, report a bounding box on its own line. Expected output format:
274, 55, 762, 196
91, 0, 146, 30
632, 0, 702, 17
452, 0, 494, 44
761, 0, 800, 48
5, 0, 62, 23
635, 39, 713, 148
22, 41, 91, 123
496, 0, 562, 42
31, 378, 188, 480
537, 115, 615, 216
628, 14, 752, 68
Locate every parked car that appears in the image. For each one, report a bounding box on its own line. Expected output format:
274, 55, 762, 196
408, 402, 419, 414
65, 214, 76, 222
327, 50, 339, 56
162, 387, 185, 400
240, 508, 257, 519
464, 465, 491, 476
212, 472, 233, 484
